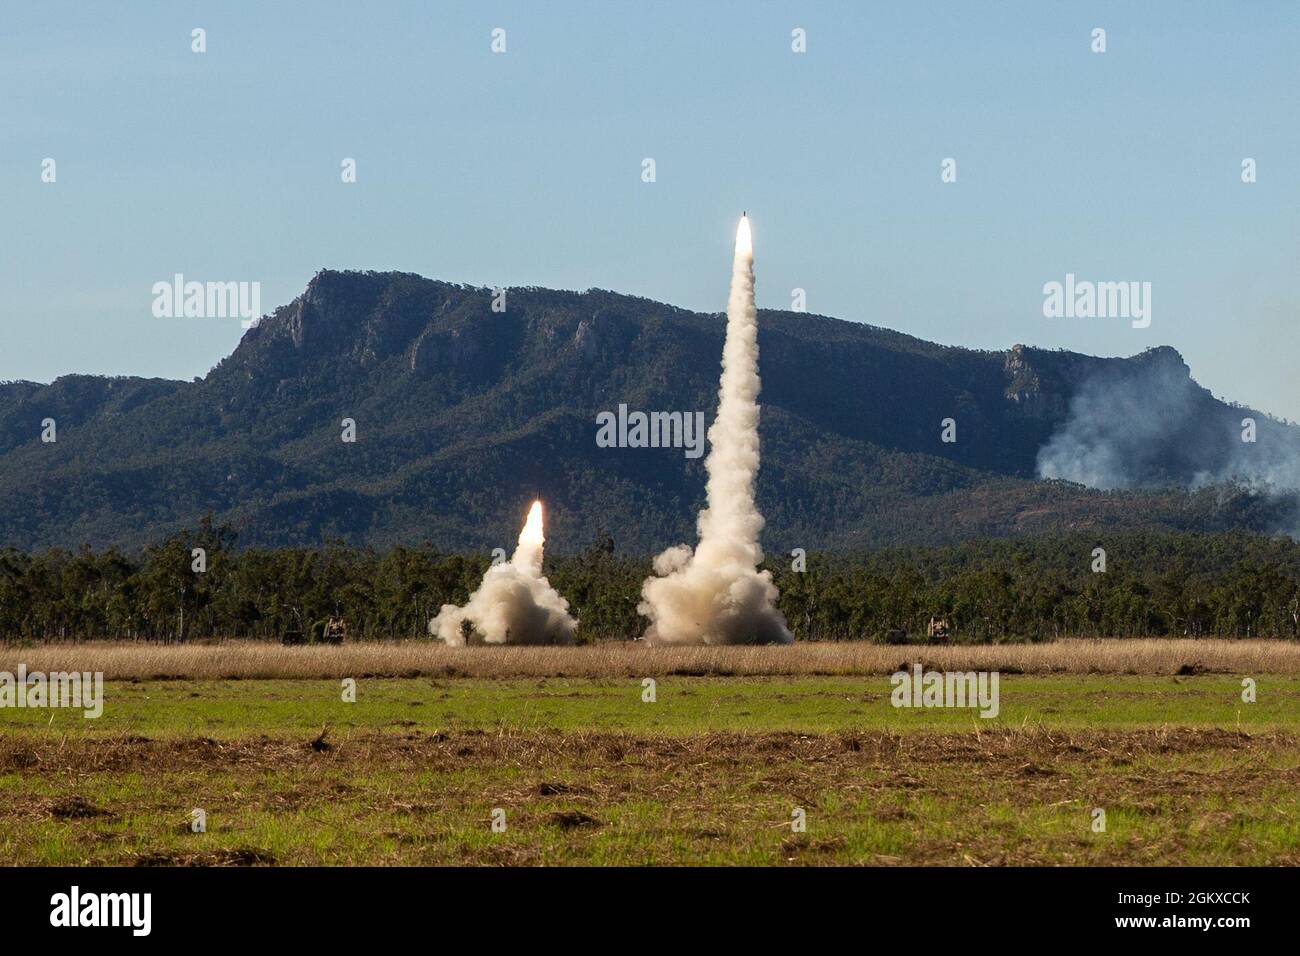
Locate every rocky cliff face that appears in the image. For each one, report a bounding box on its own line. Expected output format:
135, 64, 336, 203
1003, 345, 1063, 421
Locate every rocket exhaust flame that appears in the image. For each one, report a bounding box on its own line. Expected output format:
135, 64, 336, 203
516, 500, 545, 556
637, 215, 793, 646
735, 214, 752, 256
430, 500, 577, 645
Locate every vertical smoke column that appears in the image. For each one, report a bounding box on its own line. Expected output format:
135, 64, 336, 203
638, 215, 793, 645
430, 501, 577, 645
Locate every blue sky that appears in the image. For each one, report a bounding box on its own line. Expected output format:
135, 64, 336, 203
3, 1, 1298, 418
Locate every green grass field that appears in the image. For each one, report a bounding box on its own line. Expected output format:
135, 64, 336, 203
1, 674, 1297, 736
3, 672, 1298, 866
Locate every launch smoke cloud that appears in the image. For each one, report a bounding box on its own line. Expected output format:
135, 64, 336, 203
429, 501, 577, 645
638, 216, 793, 646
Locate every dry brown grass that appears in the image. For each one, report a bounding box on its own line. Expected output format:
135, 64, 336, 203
1, 637, 1297, 679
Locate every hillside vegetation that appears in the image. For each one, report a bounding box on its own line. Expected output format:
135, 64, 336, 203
3, 270, 1296, 551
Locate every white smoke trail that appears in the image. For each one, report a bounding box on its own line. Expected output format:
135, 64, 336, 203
430, 501, 577, 645
638, 216, 793, 645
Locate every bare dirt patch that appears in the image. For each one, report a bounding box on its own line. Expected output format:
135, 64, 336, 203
131, 848, 276, 867
46, 796, 112, 820
0, 725, 1280, 781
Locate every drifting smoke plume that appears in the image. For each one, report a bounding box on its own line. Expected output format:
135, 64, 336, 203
430, 501, 577, 645
1036, 348, 1300, 533
638, 216, 793, 646
1037, 351, 1214, 489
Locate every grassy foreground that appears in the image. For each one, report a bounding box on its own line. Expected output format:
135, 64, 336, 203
2, 670, 1298, 865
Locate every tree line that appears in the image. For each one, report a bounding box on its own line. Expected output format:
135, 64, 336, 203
1, 521, 1298, 643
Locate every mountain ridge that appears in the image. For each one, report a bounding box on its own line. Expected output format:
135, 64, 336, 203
5, 268, 1296, 552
